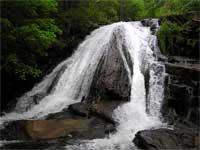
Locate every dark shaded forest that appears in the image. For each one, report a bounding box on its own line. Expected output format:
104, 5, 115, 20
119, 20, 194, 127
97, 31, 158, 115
1, 0, 199, 111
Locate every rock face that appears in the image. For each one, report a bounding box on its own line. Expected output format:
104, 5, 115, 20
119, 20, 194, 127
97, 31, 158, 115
134, 16, 199, 149
141, 18, 159, 34
89, 29, 132, 101
162, 57, 200, 125
68, 102, 89, 117
0, 99, 117, 149
133, 124, 200, 150
0, 117, 114, 141
26, 119, 90, 140
134, 129, 180, 150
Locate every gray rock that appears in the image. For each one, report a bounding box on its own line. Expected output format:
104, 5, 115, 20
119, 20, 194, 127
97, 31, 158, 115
68, 102, 89, 117
165, 63, 200, 81
133, 126, 200, 150
141, 18, 159, 34
162, 61, 200, 125
90, 99, 124, 124
0, 117, 115, 141
89, 28, 133, 101
46, 108, 76, 119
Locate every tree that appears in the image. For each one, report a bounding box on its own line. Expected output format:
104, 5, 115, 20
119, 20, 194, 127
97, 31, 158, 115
120, 0, 146, 21
1, 0, 62, 80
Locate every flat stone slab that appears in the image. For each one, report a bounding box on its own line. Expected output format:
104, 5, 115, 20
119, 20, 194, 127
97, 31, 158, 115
165, 63, 200, 81
0, 117, 115, 141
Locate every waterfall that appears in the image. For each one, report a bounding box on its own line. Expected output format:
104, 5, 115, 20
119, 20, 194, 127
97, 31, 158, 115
0, 23, 120, 122
0, 21, 165, 149
65, 21, 165, 150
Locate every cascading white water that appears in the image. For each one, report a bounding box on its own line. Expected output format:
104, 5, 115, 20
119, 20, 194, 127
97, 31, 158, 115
0, 22, 121, 122
65, 21, 165, 150
0, 21, 165, 149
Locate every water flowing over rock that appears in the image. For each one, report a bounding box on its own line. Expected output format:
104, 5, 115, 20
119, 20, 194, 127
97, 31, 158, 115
0, 21, 166, 150
89, 26, 133, 101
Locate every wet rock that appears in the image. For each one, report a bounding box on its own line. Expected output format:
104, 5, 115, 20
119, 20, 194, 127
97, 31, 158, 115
168, 56, 199, 64
90, 99, 123, 124
66, 99, 122, 125
165, 63, 200, 81
68, 102, 89, 117
0, 117, 115, 141
46, 108, 77, 119
0, 120, 28, 140
134, 129, 180, 150
47, 64, 67, 93
162, 61, 200, 125
105, 123, 116, 134
141, 18, 159, 34
133, 125, 200, 150
1, 138, 76, 150
0, 119, 89, 140
32, 92, 47, 104
14, 92, 48, 113
89, 29, 132, 101
1, 140, 56, 150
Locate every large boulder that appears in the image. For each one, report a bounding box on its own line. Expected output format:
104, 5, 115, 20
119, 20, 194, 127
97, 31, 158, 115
26, 119, 90, 140
68, 99, 123, 125
90, 99, 124, 124
133, 124, 199, 150
68, 102, 89, 117
0, 117, 114, 141
89, 28, 133, 101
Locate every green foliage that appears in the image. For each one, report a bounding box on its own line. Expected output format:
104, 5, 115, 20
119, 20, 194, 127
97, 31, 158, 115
0, 18, 17, 51
144, 0, 200, 17
15, 0, 58, 17
1, 0, 199, 81
157, 18, 199, 58
121, 0, 146, 20
1, 0, 61, 80
4, 54, 42, 80
68, 0, 119, 25
157, 21, 184, 55
18, 19, 62, 55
